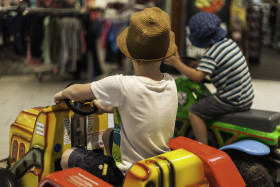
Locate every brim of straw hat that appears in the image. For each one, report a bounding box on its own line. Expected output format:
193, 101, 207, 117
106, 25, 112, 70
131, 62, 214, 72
189, 27, 227, 48
117, 27, 177, 62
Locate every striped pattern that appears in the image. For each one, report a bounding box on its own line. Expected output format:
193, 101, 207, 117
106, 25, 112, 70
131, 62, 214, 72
197, 38, 254, 106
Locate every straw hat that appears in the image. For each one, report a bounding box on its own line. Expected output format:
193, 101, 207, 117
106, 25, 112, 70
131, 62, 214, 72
117, 7, 177, 62
188, 12, 227, 48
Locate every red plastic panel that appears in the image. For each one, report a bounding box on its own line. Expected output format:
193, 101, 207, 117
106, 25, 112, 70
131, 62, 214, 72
39, 167, 113, 187
168, 136, 246, 187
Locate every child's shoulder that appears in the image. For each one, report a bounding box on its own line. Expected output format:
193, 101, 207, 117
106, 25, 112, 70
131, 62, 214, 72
111, 74, 175, 85
111, 74, 137, 82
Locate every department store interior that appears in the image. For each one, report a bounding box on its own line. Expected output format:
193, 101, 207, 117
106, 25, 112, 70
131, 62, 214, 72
0, 0, 279, 80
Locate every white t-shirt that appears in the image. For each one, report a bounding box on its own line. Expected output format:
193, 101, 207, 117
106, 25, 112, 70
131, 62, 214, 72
91, 73, 178, 173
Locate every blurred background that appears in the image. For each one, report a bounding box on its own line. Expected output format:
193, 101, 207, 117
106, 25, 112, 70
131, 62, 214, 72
0, 0, 280, 158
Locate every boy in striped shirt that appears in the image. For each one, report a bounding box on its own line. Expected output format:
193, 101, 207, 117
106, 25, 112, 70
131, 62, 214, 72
164, 12, 254, 145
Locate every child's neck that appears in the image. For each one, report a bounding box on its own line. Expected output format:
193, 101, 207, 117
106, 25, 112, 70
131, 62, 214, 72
137, 70, 163, 81
133, 61, 163, 81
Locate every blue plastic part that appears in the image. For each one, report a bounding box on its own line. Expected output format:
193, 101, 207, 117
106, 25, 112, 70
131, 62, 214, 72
219, 140, 270, 156
54, 144, 62, 152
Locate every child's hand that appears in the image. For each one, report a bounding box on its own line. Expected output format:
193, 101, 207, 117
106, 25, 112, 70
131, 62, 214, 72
164, 50, 181, 67
54, 91, 66, 104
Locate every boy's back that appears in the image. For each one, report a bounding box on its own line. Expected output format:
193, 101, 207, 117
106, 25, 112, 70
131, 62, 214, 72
91, 74, 178, 172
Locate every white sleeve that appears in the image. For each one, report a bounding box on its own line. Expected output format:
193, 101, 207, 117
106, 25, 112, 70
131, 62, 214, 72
90, 75, 124, 108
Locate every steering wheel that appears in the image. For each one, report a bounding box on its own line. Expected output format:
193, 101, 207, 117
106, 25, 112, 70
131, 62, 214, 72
63, 83, 97, 115
180, 56, 199, 68
64, 99, 97, 116
180, 56, 211, 83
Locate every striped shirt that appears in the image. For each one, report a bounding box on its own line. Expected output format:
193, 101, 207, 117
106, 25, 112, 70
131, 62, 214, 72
197, 38, 254, 107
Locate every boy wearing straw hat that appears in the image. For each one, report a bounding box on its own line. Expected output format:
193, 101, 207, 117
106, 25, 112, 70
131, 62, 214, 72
164, 12, 254, 145
54, 7, 178, 186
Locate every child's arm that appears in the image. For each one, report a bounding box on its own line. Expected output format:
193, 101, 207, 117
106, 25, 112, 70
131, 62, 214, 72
91, 100, 114, 114
54, 83, 94, 104
164, 50, 207, 83
54, 84, 114, 114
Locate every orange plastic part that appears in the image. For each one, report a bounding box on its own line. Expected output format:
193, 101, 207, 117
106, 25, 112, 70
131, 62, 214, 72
168, 136, 246, 187
38, 167, 113, 187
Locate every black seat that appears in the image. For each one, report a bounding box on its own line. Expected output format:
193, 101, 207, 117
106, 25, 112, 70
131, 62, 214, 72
214, 109, 280, 132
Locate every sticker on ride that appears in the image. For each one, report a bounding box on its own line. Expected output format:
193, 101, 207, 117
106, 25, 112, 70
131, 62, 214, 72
64, 118, 71, 145
36, 122, 44, 136
38, 167, 113, 187
65, 173, 99, 186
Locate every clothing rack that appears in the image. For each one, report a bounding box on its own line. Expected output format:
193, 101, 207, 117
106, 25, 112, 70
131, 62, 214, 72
21, 7, 91, 82
24, 7, 87, 16
0, 6, 17, 14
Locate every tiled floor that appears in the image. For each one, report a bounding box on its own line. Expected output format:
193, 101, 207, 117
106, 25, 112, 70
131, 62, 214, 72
0, 74, 70, 159
0, 73, 280, 159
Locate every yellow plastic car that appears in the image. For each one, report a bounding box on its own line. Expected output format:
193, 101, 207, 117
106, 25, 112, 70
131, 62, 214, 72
0, 101, 108, 187
0, 100, 245, 187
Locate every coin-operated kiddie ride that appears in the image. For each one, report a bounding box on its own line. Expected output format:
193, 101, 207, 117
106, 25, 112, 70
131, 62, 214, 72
174, 56, 280, 187
0, 96, 245, 187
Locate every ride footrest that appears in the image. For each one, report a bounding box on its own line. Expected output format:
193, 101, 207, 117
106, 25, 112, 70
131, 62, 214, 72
38, 167, 113, 187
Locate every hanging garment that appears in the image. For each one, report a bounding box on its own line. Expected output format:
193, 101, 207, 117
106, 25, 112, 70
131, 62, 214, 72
105, 21, 127, 65
29, 14, 45, 58
42, 16, 51, 65
12, 14, 27, 55
49, 16, 61, 65
86, 19, 103, 77
26, 41, 42, 65
58, 17, 83, 72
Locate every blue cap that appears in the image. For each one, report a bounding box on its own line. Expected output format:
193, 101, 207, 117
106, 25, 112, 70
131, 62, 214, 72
188, 12, 227, 48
